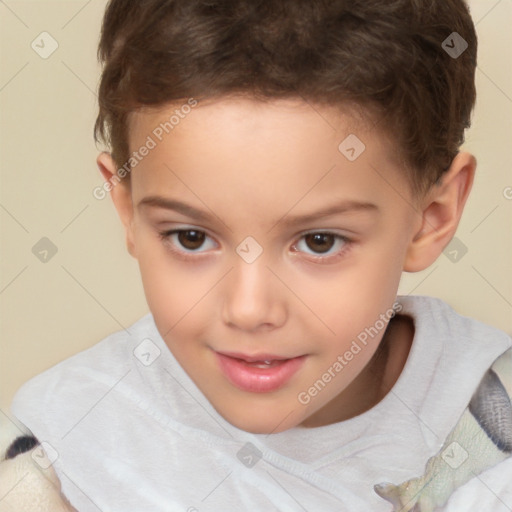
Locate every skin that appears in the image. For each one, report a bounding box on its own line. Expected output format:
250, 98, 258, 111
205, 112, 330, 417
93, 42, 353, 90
97, 96, 475, 434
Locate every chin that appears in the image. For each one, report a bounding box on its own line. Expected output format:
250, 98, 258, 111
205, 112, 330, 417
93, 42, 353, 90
231, 418, 287, 434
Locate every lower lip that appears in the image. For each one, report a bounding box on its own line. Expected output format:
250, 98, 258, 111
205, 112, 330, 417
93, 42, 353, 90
215, 353, 306, 393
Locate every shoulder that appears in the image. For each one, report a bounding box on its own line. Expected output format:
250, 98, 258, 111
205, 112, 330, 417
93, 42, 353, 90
10, 312, 156, 439
392, 295, 511, 440
398, 295, 512, 346
397, 294, 512, 369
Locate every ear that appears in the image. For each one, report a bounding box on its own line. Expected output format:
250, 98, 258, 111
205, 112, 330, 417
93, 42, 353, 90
96, 152, 137, 259
403, 151, 476, 272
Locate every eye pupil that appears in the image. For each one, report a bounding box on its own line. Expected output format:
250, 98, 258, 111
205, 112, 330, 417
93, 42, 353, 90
305, 233, 334, 253
178, 230, 205, 250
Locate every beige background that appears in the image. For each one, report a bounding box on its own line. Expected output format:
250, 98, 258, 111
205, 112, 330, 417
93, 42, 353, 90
1, 0, 511, 418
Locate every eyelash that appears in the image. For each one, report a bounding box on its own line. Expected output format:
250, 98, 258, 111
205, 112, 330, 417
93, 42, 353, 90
157, 228, 353, 264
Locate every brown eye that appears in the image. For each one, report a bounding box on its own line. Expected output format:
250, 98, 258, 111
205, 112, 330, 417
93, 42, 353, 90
304, 233, 335, 254
158, 228, 216, 257
177, 230, 206, 250
292, 231, 351, 261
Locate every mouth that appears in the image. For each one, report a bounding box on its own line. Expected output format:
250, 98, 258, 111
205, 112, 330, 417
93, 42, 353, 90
214, 351, 306, 393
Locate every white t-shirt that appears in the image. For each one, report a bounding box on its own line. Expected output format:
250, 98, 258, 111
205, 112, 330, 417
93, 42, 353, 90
10, 295, 512, 511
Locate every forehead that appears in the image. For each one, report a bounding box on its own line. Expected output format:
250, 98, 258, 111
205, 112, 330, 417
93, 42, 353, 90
130, 96, 372, 146
126, 97, 411, 215
128, 96, 384, 156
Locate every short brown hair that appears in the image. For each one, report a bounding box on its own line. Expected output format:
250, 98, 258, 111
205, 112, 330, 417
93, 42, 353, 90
94, 0, 477, 196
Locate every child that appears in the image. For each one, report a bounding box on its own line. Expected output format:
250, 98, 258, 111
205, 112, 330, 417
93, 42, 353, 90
7, 0, 512, 510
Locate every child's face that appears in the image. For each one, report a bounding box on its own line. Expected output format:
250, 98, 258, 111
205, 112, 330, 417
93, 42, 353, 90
111, 98, 425, 433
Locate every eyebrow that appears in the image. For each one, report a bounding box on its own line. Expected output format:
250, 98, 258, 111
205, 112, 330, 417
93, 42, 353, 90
138, 196, 378, 226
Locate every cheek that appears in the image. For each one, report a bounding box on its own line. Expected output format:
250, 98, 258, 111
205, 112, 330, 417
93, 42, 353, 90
134, 236, 205, 328
301, 234, 407, 344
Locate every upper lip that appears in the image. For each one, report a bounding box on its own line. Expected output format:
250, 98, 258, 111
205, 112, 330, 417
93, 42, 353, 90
216, 351, 300, 363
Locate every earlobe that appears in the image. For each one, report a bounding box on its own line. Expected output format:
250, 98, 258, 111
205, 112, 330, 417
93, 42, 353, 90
96, 152, 137, 259
403, 152, 476, 272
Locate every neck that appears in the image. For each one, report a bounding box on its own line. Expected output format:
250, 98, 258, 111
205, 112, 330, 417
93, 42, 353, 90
300, 313, 414, 428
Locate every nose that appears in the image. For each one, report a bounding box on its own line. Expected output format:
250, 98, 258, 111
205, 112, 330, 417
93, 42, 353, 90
221, 258, 287, 332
